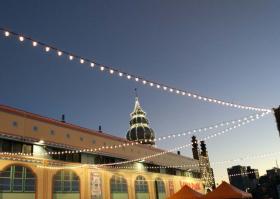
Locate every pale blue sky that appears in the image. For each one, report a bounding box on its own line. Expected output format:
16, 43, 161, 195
0, 0, 280, 183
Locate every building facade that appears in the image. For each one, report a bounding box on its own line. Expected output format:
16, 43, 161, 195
227, 165, 259, 192
0, 100, 205, 199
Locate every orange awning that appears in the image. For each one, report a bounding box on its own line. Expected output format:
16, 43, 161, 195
203, 181, 252, 199
168, 184, 204, 199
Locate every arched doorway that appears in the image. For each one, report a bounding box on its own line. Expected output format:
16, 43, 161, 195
53, 170, 80, 199
0, 164, 36, 199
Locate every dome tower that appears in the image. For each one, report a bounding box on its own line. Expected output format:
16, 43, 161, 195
126, 96, 155, 145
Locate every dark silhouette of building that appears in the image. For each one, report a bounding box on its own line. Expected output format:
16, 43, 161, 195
227, 165, 259, 192
250, 167, 280, 199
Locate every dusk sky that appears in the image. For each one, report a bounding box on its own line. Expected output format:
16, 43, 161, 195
1, 0, 280, 183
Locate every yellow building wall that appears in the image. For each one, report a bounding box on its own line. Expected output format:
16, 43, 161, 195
0, 159, 204, 199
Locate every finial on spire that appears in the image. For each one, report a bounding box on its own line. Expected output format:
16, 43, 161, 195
134, 88, 138, 98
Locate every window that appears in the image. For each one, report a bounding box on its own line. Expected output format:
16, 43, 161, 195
32, 126, 38, 132
53, 170, 80, 193
110, 175, 128, 193
50, 130, 55, 135
46, 146, 80, 163
0, 139, 33, 154
155, 178, 165, 199
0, 165, 35, 192
111, 175, 128, 199
135, 175, 149, 193
12, 121, 18, 127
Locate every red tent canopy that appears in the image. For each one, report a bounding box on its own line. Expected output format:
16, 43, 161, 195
168, 184, 204, 199
203, 181, 252, 199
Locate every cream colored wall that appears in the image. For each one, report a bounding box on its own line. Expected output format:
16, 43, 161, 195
0, 160, 204, 199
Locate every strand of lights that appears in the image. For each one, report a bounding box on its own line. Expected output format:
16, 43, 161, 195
98, 111, 270, 167
0, 152, 273, 180
0, 28, 271, 113
36, 164, 88, 170
0, 112, 265, 158
108, 150, 280, 171
228, 171, 258, 177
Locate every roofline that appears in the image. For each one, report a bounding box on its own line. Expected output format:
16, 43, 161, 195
0, 104, 186, 157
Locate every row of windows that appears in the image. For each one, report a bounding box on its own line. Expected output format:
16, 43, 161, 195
0, 165, 166, 198
0, 165, 79, 193
8, 121, 97, 144
110, 175, 166, 194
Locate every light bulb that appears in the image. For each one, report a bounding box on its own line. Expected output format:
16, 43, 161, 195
32, 41, 37, 47
4, 31, 10, 37
19, 36, 24, 41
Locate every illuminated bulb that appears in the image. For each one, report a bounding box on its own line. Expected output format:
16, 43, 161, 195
156, 85, 160, 88
4, 31, 10, 37
182, 92, 185, 95
135, 77, 139, 81
100, 66, 105, 71
127, 75, 131, 79
80, 59, 84, 64
109, 69, 114, 74
119, 72, 123, 77
163, 86, 167, 90
169, 88, 173, 92
32, 41, 37, 47
19, 36, 24, 42
45, 47, 50, 52
142, 80, 146, 84
69, 55, 74, 60
57, 51, 62, 56
150, 82, 154, 86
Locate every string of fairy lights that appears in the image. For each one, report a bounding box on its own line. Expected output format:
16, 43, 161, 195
98, 111, 270, 167
0, 28, 271, 113
0, 148, 278, 180
0, 112, 266, 158
0, 27, 276, 184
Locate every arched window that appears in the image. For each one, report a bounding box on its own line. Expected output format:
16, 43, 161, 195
110, 175, 128, 199
135, 175, 149, 199
0, 165, 35, 198
53, 170, 80, 199
155, 178, 166, 199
